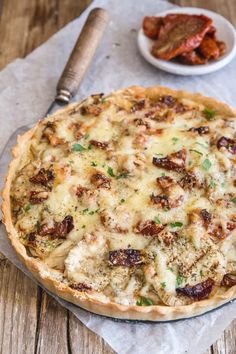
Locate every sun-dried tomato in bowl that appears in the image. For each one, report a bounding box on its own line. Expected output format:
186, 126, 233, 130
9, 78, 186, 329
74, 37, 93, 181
143, 14, 226, 65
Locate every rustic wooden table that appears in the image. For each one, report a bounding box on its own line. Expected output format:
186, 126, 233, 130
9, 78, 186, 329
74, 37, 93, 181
0, 0, 235, 353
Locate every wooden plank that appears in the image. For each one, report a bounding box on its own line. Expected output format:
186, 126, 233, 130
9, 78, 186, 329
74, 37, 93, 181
68, 312, 114, 354
35, 292, 69, 354
171, 0, 236, 26
0, 256, 38, 354
211, 320, 236, 354
0, 0, 91, 70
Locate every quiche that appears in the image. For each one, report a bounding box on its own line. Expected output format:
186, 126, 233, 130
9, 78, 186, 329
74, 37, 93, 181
2, 86, 236, 321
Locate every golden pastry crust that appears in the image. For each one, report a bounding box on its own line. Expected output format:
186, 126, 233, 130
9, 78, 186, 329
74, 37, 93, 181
2, 86, 236, 321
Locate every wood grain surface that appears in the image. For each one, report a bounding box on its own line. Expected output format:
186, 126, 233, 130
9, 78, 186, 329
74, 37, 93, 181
0, 1, 235, 353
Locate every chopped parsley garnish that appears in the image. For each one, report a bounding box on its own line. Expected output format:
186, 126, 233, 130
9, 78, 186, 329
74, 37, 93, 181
82, 225, 86, 229
107, 166, 115, 177
36, 221, 40, 232
120, 198, 125, 204
170, 221, 183, 228
156, 153, 164, 157
101, 98, 106, 104
82, 208, 98, 215
231, 197, 236, 205
172, 137, 179, 144
203, 108, 216, 120
72, 143, 87, 152
84, 133, 90, 140
154, 216, 161, 224
189, 149, 203, 156
202, 158, 212, 171
161, 282, 166, 288
136, 297, 154, 306
209, 179, 216, 188
24, 204, 32, 212
176, 275, 184, 287
161, 172, 166, 177
116, 171, 128, 179
91, 161, 97, 167
200, 270, 204, 278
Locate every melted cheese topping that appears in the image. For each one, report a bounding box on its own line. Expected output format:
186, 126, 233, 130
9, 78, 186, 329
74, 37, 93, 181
10, 87, 236, 306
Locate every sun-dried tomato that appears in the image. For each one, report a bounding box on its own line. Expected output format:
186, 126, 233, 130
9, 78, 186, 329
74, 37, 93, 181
89, 140, 109, 150
151, 15, 212, 60
90, 173, 111, 189
130, 99, 146, 112
177, 50, 207, 65
217, 136, 236, 154
143, 16, 164, 39
29, 168, 54, 187
70, 283, 92, 291
133, 118, 150, 129
221, 274, 236, 287
199, 35, 220, 60
76, 185, 89, 198
39, 215, 74, 239
153, 149, 187, 172
209, 220, 236, 240
109, 249, 144, 266
135, 220, 164, 236
176, 278, 215, 300
179, 172, 198, 190
80, 104, 101, 116
159, 95, 176, 107
200, 209, 212, 229
189, 126, 209, 135
29, 190, 48, 204
150, 194, 169, 209
27, 232, 36, 243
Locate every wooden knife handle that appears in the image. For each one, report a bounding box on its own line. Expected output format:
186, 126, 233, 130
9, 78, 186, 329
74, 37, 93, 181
56, 8, 108, 103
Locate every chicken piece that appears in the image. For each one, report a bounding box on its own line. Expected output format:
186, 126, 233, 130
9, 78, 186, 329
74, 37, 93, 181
178, 50, 207, 65
198, 35, 220, 60
143, 16, 163, 39
151, 15, 212, 60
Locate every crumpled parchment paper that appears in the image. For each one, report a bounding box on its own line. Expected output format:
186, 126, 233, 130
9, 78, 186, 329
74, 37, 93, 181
0, 1, 236, 353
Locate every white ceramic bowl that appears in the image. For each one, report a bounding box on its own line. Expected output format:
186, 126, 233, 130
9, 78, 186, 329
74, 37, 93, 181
137, 7, 236, 76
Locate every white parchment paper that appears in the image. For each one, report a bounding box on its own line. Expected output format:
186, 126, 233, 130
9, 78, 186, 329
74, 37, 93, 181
0, 1, 236, 353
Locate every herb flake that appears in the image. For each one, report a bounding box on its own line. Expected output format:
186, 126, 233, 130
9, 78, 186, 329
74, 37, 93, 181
136, 297, 154, 306
72, 143, 87, 152
176, 275, 184, 287
154, 216, 161, 224
202, 158, 212, 171
203, 108, 216, 120
170, 221, 183, 228
24, 204, 32, 212
107, 166, 115, 177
